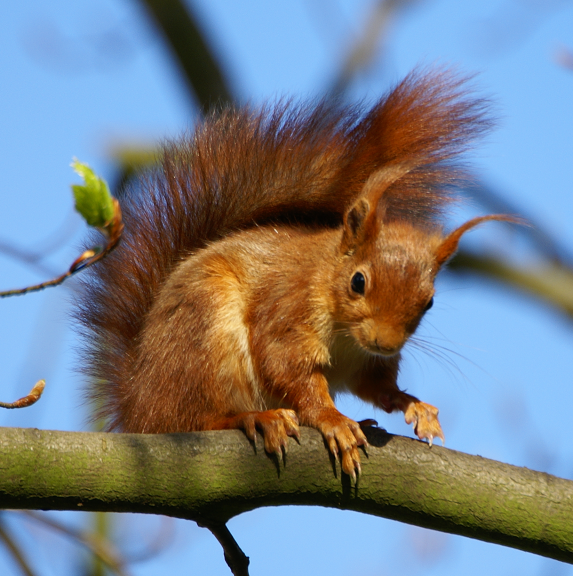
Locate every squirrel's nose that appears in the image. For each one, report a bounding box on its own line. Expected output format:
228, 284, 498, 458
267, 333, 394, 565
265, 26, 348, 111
372, 324, 406, 357
375, 342, 400, 356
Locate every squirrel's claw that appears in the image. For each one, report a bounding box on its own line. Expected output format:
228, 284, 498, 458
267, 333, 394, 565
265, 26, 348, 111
404, 400, 444, 446
308, 408, 367, 482
229, 409, 300, 460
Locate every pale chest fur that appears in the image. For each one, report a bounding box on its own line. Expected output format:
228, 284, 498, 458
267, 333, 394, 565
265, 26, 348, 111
324, 329, 371, 397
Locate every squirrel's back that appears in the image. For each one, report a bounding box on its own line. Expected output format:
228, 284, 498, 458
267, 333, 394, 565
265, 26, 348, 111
77, 69, 489, 430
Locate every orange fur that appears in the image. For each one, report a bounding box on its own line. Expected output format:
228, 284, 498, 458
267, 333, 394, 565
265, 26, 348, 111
77, 69, 516, 481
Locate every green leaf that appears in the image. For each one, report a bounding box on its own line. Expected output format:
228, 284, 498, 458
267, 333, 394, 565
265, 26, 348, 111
71, 158, 114, 228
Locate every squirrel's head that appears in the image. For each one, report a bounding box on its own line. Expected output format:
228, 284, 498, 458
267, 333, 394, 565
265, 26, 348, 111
333, 167, 520, 357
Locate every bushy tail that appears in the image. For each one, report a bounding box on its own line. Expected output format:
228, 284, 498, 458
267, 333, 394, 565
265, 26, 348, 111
76, 68, 490, 428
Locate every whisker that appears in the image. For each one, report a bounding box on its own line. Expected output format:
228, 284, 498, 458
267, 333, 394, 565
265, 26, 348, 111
406, 336, 467, 381
407, 333, 498, 387
423, 319, 500, 369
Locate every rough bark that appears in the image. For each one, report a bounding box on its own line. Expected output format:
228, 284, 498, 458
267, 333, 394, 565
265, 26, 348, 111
0, 426, 571, 563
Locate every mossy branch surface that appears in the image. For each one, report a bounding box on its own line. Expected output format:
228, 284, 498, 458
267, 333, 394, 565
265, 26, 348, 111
0, 426, 571, 563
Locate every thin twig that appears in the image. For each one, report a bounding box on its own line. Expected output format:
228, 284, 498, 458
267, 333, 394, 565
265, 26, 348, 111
0, 199, 123, 299
0, 208, 81, 276
0, 240, 59, 278
199, 521, 250, 576
0, 380, 45, 410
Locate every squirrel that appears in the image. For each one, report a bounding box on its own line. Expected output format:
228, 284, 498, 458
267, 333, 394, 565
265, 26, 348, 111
77, 69, 517, 481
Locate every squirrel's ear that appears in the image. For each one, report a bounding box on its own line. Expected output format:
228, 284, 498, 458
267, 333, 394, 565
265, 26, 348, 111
341, 197, 374, 253
435, 214, 524, 267
340, 164, 412, 254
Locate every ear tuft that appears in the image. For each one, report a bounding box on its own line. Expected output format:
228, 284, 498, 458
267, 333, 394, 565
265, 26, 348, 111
340, 164, 413, 254
436, 214, 524, 267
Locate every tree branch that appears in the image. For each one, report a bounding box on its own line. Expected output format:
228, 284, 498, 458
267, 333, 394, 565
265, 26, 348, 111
0, 426, 571, 564
139, 0, 234, 111
450, 250, 573, 318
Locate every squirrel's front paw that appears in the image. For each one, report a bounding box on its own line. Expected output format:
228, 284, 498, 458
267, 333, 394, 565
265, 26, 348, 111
237, 409, 300, 458
404, 401, 444, 446
306, 408, 368, 482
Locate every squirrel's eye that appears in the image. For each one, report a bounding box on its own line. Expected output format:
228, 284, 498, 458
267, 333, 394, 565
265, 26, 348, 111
350, 271, 365, 295
424, 297, 434, 312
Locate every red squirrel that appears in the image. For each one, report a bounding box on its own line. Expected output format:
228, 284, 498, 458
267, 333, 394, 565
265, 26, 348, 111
78, 69, 516, 480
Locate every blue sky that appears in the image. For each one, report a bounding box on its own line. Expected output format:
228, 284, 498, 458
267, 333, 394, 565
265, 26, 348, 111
1, 1, 573, 575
